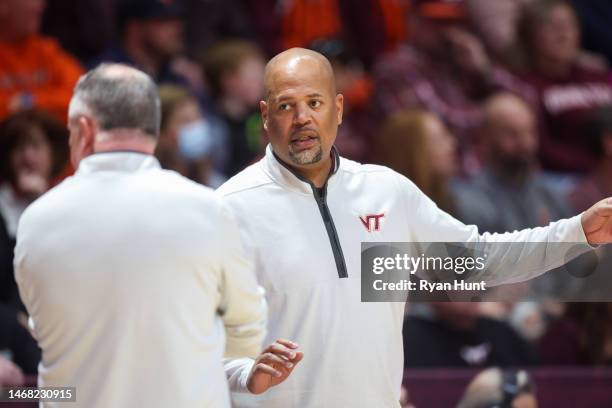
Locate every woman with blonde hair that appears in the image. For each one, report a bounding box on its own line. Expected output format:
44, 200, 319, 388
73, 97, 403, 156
375, 109, 457, 215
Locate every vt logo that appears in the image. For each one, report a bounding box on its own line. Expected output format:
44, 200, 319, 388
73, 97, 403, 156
359, 213, 385, 232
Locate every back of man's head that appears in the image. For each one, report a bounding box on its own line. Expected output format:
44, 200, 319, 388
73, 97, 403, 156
69, 63, 160, 139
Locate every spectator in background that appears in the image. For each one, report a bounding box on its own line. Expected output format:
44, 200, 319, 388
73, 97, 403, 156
157, 85, 227, 188
238, 0, 408, 67
0, 0, 83, 122
203, 41, 266, 176
452, 93, 576, 344
514, 0, 612, 173
466, 0, 532, 65
539, 303, 612, 365
453, 93, 570, 233
41, 0, 116, 63
0, 109, 68, 312
467, 0, 607, 71
403, 302, 539, 368
182, 0, 254, 61
372, 0, 528, 151
458, 368, 537, 408
375, 109, 457, 214
91, 0, 203, 95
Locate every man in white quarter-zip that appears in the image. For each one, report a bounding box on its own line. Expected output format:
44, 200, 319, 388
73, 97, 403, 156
217, 48, 612, 408
14, 63, 302, 408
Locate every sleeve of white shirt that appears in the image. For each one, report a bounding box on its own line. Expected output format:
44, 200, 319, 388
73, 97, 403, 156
394, 172, 594, 286
217, 203, 267, 393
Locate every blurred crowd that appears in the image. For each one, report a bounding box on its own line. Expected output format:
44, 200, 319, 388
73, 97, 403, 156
1, 0, 612, 404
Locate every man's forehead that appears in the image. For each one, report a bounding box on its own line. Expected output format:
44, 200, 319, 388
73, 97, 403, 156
266, 65, 335, 100
268, 78, 331, 101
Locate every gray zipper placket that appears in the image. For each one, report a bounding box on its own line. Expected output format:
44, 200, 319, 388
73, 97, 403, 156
273, 149, 349, 278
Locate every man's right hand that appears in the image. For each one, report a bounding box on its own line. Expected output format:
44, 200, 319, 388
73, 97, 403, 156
247, 339, 303, 394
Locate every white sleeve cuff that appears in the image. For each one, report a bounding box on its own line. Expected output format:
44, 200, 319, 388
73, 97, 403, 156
223, 357, 255, 394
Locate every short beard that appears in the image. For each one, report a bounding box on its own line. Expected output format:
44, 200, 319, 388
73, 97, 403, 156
497, 154, 534, 183
288, 146, 323, 165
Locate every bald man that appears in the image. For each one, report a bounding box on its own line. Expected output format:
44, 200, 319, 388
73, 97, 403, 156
454, 92, 571, 233
217, 48, 612, 407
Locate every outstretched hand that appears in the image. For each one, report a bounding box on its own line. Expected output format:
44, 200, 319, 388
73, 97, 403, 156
582, 198, 612, 245
247, 339, 304, 394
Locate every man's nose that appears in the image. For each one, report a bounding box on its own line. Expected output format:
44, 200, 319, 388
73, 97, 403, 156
293, 102, 311, 126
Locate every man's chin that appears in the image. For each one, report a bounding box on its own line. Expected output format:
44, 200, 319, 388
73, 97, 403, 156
289, 146, 323, 166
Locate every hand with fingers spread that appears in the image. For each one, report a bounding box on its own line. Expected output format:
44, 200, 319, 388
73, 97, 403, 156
247, 339, 304, 394
582, 197, 612, 245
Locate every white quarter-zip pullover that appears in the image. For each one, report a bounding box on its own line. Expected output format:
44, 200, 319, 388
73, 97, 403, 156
217, 145, 590, 408
15, 152, 266, 408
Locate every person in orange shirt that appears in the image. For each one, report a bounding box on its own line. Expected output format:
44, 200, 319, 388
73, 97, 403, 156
0, 0, 83, 122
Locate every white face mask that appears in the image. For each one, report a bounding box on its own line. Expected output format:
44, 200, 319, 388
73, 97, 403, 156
177, 119, 213, 161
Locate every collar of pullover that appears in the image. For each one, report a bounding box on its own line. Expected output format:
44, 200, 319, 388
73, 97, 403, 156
263, 144, 342, 195
76, 151, 161, 176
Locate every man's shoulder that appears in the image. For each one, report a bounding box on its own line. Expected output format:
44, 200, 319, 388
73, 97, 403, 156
339, 157, 410, 188
216, 160, 272, 198
340, 156, 394, 175
17, 177, 78, 232
125, 168, 229, 218
24, 169, 219, 219
151, 168, 214, 194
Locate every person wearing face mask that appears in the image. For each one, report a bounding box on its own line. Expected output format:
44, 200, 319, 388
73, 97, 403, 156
453, 92, 571, 234
0, 109, 68, 311
157, 85, 227, 188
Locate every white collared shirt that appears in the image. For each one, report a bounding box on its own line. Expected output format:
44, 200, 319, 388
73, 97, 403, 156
15, 152, 266, 408
217, 145, 590, 408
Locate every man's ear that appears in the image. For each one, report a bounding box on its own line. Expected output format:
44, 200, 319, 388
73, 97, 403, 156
260, 100, 268, 131
78, 116, 96, 154
335, 94, 344, 126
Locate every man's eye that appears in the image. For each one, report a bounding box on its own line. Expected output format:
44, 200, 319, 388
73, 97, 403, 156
279, 104, 291, 111
310, 100, 322, 108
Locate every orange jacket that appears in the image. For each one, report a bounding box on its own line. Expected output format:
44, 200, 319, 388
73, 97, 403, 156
0, 35, 84, 122
282, 0, 342, 49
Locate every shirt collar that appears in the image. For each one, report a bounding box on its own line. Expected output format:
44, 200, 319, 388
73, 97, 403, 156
76, 151, 161, 176
262, 144, 342, 195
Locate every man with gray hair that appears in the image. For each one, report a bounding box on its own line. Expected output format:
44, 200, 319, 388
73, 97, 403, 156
13, 63, 302, 408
